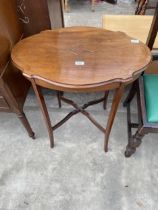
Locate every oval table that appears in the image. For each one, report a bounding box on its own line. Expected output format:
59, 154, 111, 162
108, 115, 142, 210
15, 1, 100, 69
11, 26, 151, 152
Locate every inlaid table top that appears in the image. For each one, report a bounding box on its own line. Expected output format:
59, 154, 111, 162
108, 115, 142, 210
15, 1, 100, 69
11, 26, 151, 91
11, 27, 152, 151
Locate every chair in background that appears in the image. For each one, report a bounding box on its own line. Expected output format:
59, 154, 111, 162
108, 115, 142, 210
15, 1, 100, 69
135, 0, 156, 15
123, 3, 158, 157
62, 0, 96, 12
102, 15, 158, 49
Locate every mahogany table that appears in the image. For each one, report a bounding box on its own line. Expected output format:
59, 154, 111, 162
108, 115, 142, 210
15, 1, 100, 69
11, 26, 151, 152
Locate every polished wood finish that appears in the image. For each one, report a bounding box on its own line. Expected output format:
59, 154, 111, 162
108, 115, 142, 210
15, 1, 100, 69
12, 27, 151, 91
0, 0, 34, 138
102, 15, 158, 49
11, 27, 151, 151
0, 0, 22, 46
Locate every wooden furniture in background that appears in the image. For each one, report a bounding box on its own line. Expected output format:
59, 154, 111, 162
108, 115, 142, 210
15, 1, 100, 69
135, 0, 156, 15
16, 0, 64, 109
16, 0, 64, 37
11, 27, 151, 151
0, 0, 34, 138
102, 15, 158, 49
16, 0, 51, 37
63, 0, 96, 12
123, 4, 158, 157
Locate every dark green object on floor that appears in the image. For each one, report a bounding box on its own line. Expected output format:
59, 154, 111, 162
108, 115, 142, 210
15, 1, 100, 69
143, 74, 158, 123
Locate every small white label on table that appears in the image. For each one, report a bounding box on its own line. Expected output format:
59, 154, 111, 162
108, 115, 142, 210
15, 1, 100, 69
75, 61, 85, 66
131, 39, 140, 44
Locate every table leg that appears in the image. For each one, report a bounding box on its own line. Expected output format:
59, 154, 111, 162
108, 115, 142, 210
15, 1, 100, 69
65, 0, 69, 12
91, 0, 95, 11
17, 111, 35, 139
56, 91, 64, 108
103, 91, 109, 110
31, 80, 54, 148
104, 85, 124, 152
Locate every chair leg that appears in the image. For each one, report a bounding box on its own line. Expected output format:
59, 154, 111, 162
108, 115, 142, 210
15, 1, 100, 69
124, 77, 146, 157
17, 111, 35, 139
135, 0, 142, 14
140, 1, 148, 15
123, 81, 137, 107
125, 126, 145, 157
135, 0, 147, 15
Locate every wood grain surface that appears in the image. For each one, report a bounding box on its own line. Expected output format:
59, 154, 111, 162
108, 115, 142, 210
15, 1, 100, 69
0, 37, 10, 74
11, 26, 151, 92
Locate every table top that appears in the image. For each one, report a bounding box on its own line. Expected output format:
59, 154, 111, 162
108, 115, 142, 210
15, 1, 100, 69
11, 26, 151, 92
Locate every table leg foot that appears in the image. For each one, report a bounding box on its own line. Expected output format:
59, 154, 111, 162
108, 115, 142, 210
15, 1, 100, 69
104, 143, 108, 152
17, 111, 35, 139
50, 137, 54, 148
124, 145, 136, 157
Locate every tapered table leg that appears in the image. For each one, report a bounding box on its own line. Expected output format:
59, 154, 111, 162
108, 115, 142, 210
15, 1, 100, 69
31, 80, 54, 148
103, 91, 109, 110
17, 111, 35, 139
57, 91, 63, 108
104, 85, 124, 152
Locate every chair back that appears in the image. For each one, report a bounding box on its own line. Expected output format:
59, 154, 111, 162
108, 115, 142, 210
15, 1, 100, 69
146, 2, 158, 50
102, 15, 158, 49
